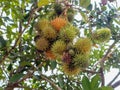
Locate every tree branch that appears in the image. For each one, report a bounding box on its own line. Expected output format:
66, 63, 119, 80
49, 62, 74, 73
111, 80, 120, 88
107, 71, 120, 86
83, 69, 100, 74
41, 74, 62, 90
94, 41, 117, 67
100, 67, 105, 86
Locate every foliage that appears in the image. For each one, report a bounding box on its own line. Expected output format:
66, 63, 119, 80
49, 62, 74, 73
0, 0, 120, 90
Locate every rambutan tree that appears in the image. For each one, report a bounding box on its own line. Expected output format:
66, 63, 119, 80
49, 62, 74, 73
0, 0, 120, 90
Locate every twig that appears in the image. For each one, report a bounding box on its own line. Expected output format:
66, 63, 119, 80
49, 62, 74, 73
83, 69, 100, 74
41, 74, 62, 90
107, 71, 120, 86
99, 67, 105, 86
111, 80, 120, 88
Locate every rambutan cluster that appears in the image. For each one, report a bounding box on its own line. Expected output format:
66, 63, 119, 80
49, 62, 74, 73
34, 2, 102, 76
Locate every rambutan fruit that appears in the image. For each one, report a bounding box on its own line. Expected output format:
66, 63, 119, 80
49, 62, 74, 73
73, 54, 89, 68
62, 62, 81, 76
92, 28, 111, 43
51, 40, 66, 55
62, 52, 72, 63
35, 37, 49, 51
45, 50, 56, 60
36, 19, 50, 32
51, 17, 67, 31
59, 24, 77, 42
74, 38, 92, 54
68, 49, 75, 57
42, 26, 57, 39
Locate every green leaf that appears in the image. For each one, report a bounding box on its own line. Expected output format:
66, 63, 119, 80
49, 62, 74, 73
58, 75, 64, 88
0, 36, 6, 48
99, 86, 114, 90
20, 61, 32, 67
91, 75, 100, 90
80, 0, 91, 9
80, 11, 88, 23
82, 76, 91, 90
7, 63, 13, 71
50, 61, 57, 70
9, 73, 24, 83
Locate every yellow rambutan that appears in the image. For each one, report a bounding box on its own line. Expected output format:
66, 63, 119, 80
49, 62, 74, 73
74, 38, 92, 54
59, 24, 77, 42
42, 26, 57, 39
92, 28, 111, 43
51, 40, 66, 55
35, 37, 49, 51
73, 54, 89, 68
62, 62, 81, 76
51, 17, 67, 31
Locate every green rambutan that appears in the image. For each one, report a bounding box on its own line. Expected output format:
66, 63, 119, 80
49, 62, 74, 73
51, 40, 66, 55
92, 28, 111, 43
42, 26, 57, 39
59, 24, 78, 42
35, 37, 49, 51
36, 19, 50, 32
74, 38, 92, 54
73, 54, 89, 68
62, 62, 81, 76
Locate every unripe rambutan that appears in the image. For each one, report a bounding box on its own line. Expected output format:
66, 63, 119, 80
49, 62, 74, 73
74, 38, 92, 54
62, 62, 81, 76
51, 17, 67, 31
68, 49, 75, 57
59, 24, 77, 42
42, 26, 57, 39
73, 54, 89, 68
51, 40, 66, 55
92, 28, 111, 43
35, 37, 49, 51
35, 19, 50, 32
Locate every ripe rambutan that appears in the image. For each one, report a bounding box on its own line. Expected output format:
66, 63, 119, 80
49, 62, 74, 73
73, 54, 89, 68
51, 40, 66, 55
35, 37, 49, 51
92, 28, 111, 43
45, 50, 56, 60
74, 38, 92, 54
62, 52, 72, 63
42, 26, 57, 39
59, 24, 77, 42
62, 62, 81, 76
51, 17, 67, 31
